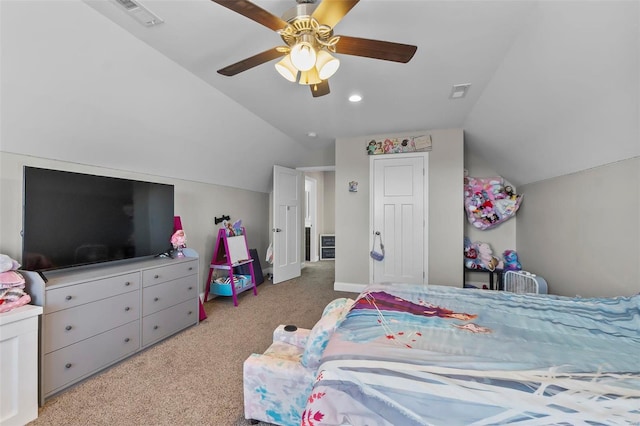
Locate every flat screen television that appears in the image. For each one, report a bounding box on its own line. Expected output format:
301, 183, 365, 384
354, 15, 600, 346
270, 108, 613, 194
22, 166, 175, 272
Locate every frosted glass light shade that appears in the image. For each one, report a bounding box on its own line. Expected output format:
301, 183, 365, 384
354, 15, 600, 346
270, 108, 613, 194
290, 40, 317, 71
275, 55, 298, 82
298, 67, 321, 85
315, 50, 340, 80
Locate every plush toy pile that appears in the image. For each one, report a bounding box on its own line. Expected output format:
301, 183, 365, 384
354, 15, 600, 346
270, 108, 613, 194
0, 254, 31, 313
464, 238, 522, 272
464, 176, 523, 230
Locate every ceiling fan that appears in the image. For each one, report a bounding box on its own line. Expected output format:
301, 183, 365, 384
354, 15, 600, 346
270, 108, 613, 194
212, 0, 417, 97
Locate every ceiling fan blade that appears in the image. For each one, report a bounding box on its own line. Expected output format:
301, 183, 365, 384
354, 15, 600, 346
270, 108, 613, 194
217, 47, 285, 76
211, 0, 288, 31
335, 35, 417, 63
310, 80, 330, 97
312, 0, 359, 29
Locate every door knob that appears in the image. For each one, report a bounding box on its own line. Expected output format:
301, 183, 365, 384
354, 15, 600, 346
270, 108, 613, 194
272, 228, 282, 232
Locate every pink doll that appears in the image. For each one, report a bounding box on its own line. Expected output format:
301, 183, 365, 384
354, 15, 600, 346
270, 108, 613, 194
170, 230, 187, 257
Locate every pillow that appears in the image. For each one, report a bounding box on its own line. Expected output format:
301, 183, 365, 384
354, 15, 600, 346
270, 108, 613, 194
301, 298, 354, 369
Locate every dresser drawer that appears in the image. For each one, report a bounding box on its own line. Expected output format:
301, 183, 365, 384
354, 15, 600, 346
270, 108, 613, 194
142, 275, 198, 316
142, 299, 198, 347
43, 320, 140, 396
44, 291, 139, 354
45, 272, 140, 314
142, 260, 197, 287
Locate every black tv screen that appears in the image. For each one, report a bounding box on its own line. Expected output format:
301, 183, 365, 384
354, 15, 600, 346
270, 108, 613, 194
22, 167, 175, 272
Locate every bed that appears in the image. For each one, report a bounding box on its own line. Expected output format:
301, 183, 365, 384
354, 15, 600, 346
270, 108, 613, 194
302, 283, 640, 425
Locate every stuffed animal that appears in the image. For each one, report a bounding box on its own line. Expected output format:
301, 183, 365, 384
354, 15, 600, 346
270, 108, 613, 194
463, 238, 482, 269
476, 242, 504, 271
503, 250, 522, 270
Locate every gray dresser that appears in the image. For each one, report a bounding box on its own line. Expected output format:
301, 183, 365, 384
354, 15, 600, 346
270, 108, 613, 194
23, 256, 199, 404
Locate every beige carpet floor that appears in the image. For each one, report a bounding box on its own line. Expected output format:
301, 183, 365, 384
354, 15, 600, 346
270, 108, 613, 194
30, 261, 353, 426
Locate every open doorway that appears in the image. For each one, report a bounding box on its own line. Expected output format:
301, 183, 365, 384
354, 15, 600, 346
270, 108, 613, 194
305, 176, 318, 262
298, 167, 335, 265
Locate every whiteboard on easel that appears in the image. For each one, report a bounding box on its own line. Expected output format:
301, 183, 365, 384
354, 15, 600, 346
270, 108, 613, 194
226, 235, 249, 264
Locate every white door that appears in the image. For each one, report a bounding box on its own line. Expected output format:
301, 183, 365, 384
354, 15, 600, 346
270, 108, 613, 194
371, 155, 426, 284
273, 165, 302, 284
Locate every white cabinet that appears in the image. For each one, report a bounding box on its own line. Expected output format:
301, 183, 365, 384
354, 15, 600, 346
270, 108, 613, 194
23, 256, 198, 404
0, 305, 42, 426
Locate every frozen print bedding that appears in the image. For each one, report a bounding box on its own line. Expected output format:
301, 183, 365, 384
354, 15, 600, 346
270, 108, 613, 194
302, 283, 640, 425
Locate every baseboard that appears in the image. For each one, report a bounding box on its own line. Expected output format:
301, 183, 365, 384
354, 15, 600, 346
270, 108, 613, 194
334, 281, 367, 293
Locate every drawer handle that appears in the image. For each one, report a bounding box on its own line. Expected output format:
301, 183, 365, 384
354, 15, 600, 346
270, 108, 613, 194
125, 306, 130, 311
125, 281, 131, 286
65, 363, 72, 369
188, 286, 193, 290
188, 311, 193, 315
154, 274, 159, 279
65, 325, 73, 331
188, 267, 193, 271
154, 297, 159, 302
65, 295, 72, 301
153, 325, 159, 330
124, 337, 130, 343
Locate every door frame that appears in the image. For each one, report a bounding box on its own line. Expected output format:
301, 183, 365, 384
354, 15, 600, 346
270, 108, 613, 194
297, 165, 335, 265
304, 176, 319, 262
369, 152, 429, 285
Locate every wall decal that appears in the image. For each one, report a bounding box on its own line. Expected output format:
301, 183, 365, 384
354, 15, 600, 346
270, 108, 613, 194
366, 135, 432, 155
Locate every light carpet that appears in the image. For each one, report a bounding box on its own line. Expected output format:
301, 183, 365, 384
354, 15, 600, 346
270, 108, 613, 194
30, 261, 353, 426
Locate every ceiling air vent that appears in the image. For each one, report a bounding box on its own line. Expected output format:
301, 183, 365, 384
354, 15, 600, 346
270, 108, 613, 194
113, 0, 164, 27
450, 83, 471, 99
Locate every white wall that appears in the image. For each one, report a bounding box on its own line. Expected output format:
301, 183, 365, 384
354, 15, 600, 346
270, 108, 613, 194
0, 0, 320, 194
335, 129, 464, 288
322, 171, 335, 234
0, 152, 270, 293
464, 1, 639, 187
517, 157, 640, 297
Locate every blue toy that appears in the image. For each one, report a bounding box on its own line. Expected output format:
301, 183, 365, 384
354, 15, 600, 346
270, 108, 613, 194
503, 249, 522, 270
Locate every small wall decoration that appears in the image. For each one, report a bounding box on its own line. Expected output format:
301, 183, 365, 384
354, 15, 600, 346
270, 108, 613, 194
349, 181, 358, 192
365, 135, 432, 155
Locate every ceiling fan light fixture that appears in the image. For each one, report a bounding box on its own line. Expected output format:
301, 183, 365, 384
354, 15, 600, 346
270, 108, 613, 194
298, 67, 321, 85
315, 50, 340, 80
290, 34, 317, 71
275, 55, 298, 82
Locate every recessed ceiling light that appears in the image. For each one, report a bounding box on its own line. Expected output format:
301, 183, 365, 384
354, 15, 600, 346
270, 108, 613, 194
307, 132, 318, 138
348, 94, 362, 103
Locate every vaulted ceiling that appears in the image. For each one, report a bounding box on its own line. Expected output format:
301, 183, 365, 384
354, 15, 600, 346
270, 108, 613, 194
2, 1, 638, 192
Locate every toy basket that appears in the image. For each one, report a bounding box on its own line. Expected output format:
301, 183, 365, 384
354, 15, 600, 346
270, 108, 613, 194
503, 270, 548, 294
210, 274, 252, 296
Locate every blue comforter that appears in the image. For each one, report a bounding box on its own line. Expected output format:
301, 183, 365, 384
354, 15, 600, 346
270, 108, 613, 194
302, 284, 640, 425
